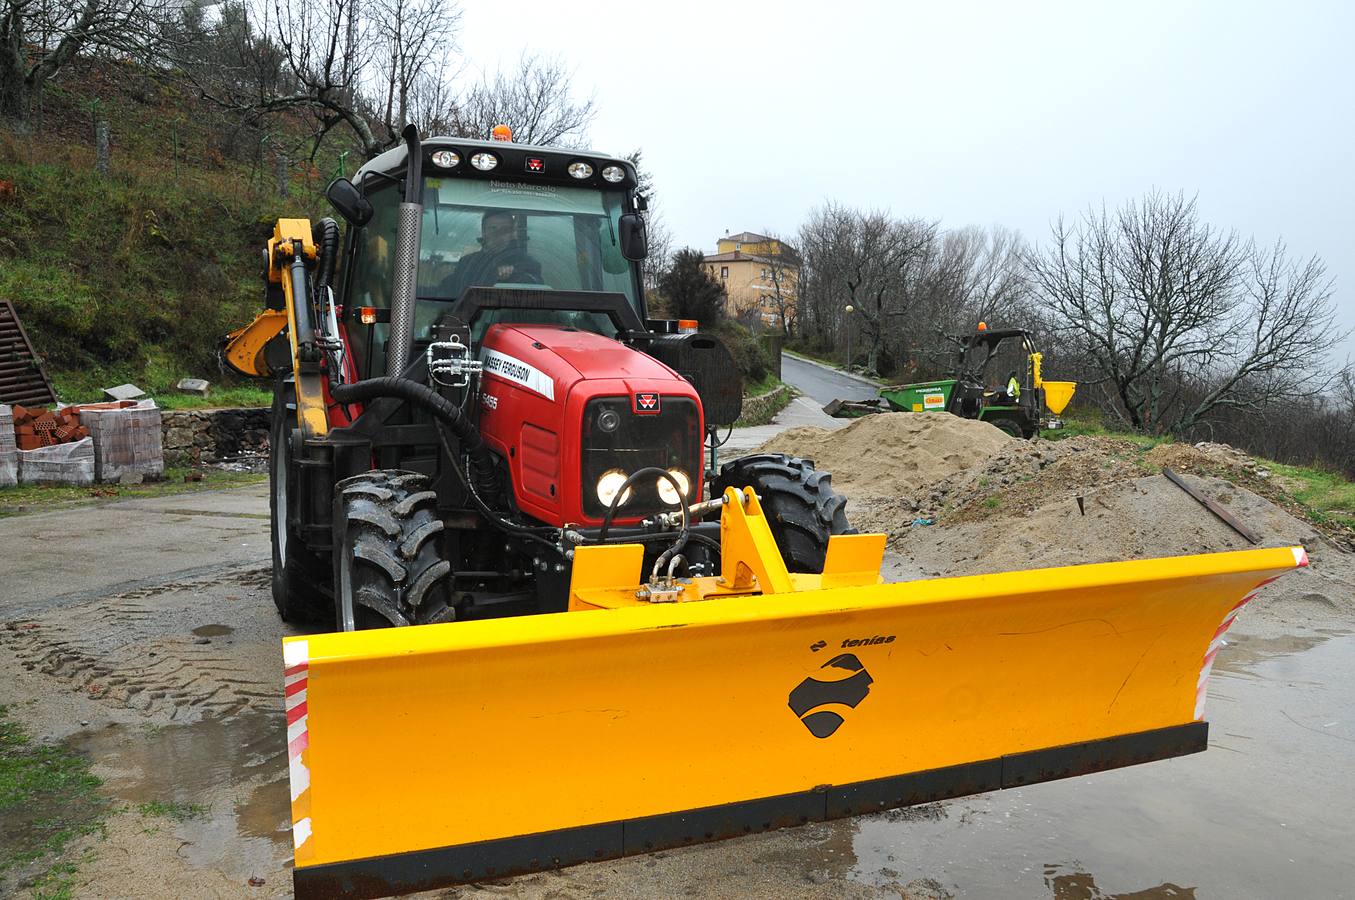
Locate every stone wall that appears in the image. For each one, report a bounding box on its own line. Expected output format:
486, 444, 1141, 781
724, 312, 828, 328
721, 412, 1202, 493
735, 385, 790, 427
161, 407, 270, 464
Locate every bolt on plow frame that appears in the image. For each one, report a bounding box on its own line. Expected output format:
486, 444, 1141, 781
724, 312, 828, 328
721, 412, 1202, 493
221, 125, 1309, 899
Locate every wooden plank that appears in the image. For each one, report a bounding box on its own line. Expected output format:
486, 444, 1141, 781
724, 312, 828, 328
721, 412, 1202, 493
1161, 467, 1261, 545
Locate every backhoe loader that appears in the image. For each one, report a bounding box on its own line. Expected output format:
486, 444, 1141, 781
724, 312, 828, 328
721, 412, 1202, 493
224, 125, 1306, 899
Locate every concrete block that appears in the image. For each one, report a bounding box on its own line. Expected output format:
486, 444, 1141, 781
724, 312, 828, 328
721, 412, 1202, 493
176, 378, 211, 396
103, 383, 146, 402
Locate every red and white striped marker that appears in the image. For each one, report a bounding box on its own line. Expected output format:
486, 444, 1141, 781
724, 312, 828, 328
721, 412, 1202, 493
283, 640, 312, 855
1195, 547, 1308, 720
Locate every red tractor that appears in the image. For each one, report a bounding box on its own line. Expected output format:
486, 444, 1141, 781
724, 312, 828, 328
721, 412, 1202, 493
225, 125, 849, 631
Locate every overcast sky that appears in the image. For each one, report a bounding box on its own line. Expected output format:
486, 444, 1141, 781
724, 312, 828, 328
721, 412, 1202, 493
460, 0, 1353, 352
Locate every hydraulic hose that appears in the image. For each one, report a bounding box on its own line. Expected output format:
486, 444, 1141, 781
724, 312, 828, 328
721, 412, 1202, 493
596, 467, 690, 577
312, 217, 340, 292
329, 376, 499, 501
433, 424, 559, 555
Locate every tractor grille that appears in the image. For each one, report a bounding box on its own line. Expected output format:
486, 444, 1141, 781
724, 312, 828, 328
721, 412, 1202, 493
579, 396, 700, 520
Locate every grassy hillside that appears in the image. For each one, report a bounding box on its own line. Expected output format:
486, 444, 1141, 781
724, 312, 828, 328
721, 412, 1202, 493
0, 60, 350, 404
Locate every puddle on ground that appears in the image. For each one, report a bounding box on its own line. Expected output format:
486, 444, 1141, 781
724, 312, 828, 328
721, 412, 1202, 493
191, 623, 234, 637
796, 630, 1355, 898
65, 710, 290, 879
1210, 627, 1348, 676
1042, 864, 1196, 898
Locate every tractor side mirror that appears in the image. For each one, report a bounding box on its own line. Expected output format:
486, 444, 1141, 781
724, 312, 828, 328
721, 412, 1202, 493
325, 178, 374, 227
619, 212, 648, 260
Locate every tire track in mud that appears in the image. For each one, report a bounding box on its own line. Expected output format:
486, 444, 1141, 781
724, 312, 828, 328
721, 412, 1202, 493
2, 566, 278, 722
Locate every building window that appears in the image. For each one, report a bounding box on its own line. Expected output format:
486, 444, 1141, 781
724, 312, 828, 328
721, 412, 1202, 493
720, 266, 729, 279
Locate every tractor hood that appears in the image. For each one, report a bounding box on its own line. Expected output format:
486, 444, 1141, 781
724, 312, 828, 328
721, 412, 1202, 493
476, 323, 704, 528
489, 324, 684, 385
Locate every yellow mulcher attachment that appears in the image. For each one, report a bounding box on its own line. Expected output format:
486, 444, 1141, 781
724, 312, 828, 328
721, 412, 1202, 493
284, 489, 1305, 898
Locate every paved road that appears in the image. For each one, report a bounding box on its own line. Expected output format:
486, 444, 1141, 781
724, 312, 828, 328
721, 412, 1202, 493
720, 395, 845, 455
780, 353, 880, 406
0, 485, 271, 619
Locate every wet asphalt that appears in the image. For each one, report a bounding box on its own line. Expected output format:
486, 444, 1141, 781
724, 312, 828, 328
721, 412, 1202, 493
780, 353, 881, 406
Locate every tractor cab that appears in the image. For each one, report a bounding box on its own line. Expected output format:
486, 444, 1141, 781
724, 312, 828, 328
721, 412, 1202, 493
333, 134, 651, 380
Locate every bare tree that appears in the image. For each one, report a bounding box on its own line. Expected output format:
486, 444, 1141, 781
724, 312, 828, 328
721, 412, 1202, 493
1, 0, 170, 122
176, 0, 460, 160
837, 212, 935, 372
1027, 191, 1345, 433
370, 0, 459, 141
447, 53, 595, 145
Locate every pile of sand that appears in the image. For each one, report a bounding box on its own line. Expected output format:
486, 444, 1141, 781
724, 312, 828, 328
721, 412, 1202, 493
892, 473, 1354, 628
750, 413, 1014, 501
747, 413, 1354, 626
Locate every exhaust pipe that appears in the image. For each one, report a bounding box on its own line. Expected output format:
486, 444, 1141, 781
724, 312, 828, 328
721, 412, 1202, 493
387, 124, 423, 375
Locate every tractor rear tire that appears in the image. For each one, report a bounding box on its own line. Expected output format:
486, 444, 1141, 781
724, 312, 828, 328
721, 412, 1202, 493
269, 379, 330, 623
989, 414, 1032, 440
332, 470, 455, 631
713, 453, 854, 574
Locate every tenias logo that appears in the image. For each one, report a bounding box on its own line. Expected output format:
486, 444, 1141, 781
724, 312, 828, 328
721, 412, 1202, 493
787, 653, 874, 738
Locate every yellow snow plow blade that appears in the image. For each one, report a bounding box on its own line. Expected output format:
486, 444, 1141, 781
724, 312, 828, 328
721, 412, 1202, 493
283, 515, 1305, 897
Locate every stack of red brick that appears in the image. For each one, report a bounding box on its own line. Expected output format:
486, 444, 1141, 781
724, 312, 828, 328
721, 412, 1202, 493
11, 405, 91, 451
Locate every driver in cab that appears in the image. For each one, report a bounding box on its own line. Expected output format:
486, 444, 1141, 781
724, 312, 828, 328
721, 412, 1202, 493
441, 209, 541, 298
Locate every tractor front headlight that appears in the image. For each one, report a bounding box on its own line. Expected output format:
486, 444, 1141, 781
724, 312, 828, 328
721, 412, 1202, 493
596, 468, 632, 508
657, 468, 690, 506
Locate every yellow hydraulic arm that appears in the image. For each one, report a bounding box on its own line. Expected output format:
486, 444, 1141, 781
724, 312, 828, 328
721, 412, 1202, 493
222, 219, 330, 440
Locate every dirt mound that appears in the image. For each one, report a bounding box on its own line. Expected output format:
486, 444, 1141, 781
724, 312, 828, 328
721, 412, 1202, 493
892, 473, 1355, 629
837, 434, 1143, 537
750, 413, 1014, 501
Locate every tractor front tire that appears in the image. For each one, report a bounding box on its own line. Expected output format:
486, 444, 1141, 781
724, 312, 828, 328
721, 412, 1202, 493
332, 470, 455, 631
269, 380, 330, 623
713, 453, 854, 574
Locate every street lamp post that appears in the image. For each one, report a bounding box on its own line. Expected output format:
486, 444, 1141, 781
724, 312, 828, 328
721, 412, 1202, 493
843, 304, 854, 371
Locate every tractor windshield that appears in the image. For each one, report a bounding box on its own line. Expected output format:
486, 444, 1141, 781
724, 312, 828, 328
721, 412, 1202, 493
344, 178, 640, 375
416, 178, 636, 302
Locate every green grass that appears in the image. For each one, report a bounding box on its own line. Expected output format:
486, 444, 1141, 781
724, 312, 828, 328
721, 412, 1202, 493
135, 800, 206, 822
49, 367, 272, 409
0, 707, 107, 895
1040, 418, 1172, 451
40, 360, 270, 410
1266, 462, 1355, 530
1046, 416, 1355, 534
742, 373, 782, 398
0, 467, 265, 516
